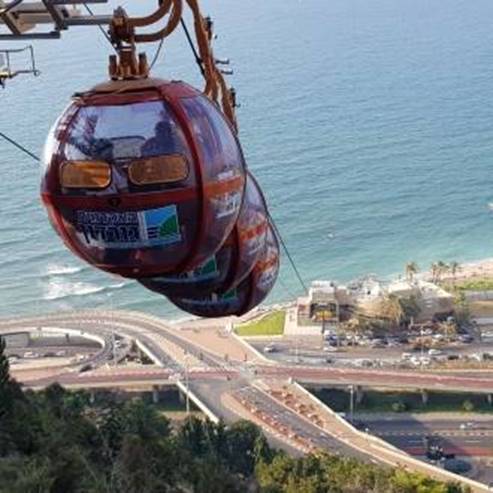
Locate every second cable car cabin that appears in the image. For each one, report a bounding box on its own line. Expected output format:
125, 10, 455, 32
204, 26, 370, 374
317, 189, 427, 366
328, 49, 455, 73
138, 172, 269, 298
41, 78, 246, 278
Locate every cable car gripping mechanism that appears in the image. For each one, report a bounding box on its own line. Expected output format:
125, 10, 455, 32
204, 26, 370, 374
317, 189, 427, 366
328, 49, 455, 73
108, 0, 237, 131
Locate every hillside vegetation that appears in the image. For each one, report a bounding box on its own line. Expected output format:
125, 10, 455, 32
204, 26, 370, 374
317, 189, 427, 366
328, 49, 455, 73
0, 339, 468, 493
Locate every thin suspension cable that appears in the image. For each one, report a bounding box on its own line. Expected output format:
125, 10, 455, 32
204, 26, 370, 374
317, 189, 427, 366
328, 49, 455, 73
180, 17, 205, 78
268, 212, 308, 294
82, 3, 116, 51
0, 131, 39, 162
149, 37, 165, 70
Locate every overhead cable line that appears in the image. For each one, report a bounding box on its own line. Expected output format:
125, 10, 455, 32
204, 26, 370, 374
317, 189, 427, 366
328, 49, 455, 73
149, 37, 165, 70
0, 131, 40, 162
82, 3, 116, 51
268, 213, 308, 294
180, 17, 205, 78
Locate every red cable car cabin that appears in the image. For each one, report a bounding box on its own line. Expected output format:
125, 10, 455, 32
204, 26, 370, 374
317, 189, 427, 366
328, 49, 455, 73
168, 221, 280, 318
138, 171, 269, 298
41, 78, 246, 278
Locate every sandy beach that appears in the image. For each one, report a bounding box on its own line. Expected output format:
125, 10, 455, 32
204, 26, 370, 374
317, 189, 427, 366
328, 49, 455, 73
419, 258, 493, 283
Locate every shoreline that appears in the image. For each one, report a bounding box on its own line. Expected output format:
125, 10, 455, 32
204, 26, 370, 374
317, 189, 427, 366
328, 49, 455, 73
4, 258, 493, 324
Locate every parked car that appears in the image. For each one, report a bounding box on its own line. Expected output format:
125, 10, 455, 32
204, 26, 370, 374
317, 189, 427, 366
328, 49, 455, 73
447, 354, 460, 361
371, 339, 387, 348
263, 344, 277, 353
428, 349, 443, 356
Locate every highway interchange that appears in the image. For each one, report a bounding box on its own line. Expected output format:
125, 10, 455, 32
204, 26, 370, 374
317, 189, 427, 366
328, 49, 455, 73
1, 309, 493, 492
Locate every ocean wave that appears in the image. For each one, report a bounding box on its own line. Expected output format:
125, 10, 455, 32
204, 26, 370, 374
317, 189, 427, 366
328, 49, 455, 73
45, 264, 83, 276
44, 280, 106, 301
43, 278, 132, 301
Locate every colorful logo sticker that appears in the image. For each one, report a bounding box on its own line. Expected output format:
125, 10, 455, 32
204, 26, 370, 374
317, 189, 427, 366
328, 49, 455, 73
75, 205, 181, 249
213, 191, 242, 219
154, 256, 218, 284
182, 288, 238, 306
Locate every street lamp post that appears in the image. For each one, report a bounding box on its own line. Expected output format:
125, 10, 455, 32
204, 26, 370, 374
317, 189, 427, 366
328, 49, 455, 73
420, 327, 424, 370
349, 385, 355, 423
184, 353, 190, 415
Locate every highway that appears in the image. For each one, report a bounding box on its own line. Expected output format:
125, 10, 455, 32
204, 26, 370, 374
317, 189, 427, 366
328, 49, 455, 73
356, 417, 493, 455
1, 309, 492, 492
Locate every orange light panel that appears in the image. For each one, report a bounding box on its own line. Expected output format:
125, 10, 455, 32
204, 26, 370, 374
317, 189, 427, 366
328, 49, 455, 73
129, 154, 189, 185
60, 161, 111, 189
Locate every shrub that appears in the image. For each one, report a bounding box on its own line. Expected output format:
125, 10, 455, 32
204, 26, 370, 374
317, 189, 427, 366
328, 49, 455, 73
392, 401, 407, 412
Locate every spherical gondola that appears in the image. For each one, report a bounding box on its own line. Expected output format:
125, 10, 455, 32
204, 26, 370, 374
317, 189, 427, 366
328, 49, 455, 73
138, 171, 268, 297
41, 78, 246, 278
168, 221, 279, 318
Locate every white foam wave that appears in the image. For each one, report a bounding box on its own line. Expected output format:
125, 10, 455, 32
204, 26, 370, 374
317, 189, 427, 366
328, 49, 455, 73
44, 279, 105, 301
108, 281, 130, 290
45, 264, 83, 276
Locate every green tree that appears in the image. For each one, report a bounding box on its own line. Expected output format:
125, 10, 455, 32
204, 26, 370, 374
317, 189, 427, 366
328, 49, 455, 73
399, 295, 422, 326
225, 420, 266, 477
378, 294, 404, 329
437, 261, 449, 282
454, 291, 471, 328
405, 261, 419, 282
450, 261, 460, 283
431, 262, 439, 283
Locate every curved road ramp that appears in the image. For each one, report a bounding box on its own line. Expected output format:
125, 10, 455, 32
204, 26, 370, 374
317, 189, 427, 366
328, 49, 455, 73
246, 380, 491, 493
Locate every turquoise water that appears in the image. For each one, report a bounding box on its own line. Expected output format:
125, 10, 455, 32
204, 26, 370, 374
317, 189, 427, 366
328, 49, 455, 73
1, 0, 493, 318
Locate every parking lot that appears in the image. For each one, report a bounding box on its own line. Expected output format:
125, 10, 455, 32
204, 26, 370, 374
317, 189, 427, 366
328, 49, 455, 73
252, 328, 493, 369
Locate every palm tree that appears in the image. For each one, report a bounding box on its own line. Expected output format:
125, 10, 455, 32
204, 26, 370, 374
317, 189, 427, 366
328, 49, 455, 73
436, 261, 449, 282
405, 262, 419, 282
378, 294, 404, 329
430, 262, 439, 283
449, 261, 460, 283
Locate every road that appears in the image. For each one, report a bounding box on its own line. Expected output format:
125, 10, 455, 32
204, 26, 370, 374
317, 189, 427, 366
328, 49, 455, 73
1, 309, 492, 492
250, 338, 493, 369
360, 417, 493, 456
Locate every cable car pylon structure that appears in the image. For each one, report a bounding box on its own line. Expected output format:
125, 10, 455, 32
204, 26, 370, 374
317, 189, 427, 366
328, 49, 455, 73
0, 0, 297, 318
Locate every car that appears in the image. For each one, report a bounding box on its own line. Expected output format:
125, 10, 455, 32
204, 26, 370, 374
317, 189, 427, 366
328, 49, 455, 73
371, 340, 387, 348
459, 334, 474, 343
401, 352, 413, 360
263, 344, 277, 353
323, 346, 338, 352
428, 349, 443, 356
447, 354, 460, 361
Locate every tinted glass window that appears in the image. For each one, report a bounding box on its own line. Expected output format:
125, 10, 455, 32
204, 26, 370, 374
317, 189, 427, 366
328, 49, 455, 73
181, 96, 244, 180
63, 101, 186, 162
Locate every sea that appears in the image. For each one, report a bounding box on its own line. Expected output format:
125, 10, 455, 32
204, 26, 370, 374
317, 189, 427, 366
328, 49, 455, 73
1, 0, 493, 319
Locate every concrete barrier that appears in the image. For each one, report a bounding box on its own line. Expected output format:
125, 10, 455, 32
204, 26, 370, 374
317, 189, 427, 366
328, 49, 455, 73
175, 380, 219, 424
134, 339, 163, 367
292, 382, 491, 493
230, 331, 272, 363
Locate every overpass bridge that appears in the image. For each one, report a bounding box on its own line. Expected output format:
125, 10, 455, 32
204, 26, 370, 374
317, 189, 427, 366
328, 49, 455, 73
1, 310, 492, 492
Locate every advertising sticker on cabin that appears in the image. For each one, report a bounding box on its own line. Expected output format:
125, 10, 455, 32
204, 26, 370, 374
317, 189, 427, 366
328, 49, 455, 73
75, 205, 182, 248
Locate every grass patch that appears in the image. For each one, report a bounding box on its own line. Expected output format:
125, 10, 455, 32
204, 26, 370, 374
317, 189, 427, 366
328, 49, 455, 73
236, 311, 285, 336
469, 300, 493, 318
311, 388, 493, 414
442, 277, 493, 293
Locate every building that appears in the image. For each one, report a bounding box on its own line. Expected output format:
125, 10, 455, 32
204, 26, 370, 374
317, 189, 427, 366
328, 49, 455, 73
294, 277, 454, 334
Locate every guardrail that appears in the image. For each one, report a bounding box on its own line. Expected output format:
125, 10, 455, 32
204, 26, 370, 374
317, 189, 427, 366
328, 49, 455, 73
175, 380, 219, 424
292, 382, 491, 493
